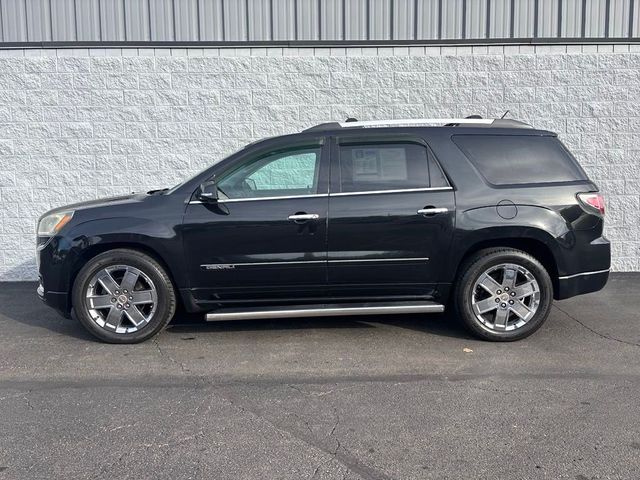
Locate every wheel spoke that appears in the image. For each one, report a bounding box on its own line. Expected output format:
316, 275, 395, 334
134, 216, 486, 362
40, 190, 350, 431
120, 269, 140, 293
104, 307, 124, 329
493, 308, 509, 330
477, 273, 502, 294
87, 295, 113, 309
502, 267, 517, 289
97, 271, 120, 295
86, 265, 157, 334
510, 300, 532, 320
471, 262, 541, 333
515, 280, 537, 299
124, 306, 147, 327
473, 297, 499, 315
130, 290, 153, 305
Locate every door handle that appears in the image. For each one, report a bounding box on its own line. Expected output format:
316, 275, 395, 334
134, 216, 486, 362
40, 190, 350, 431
288, 213, 320, 222
417, 207, 449, 216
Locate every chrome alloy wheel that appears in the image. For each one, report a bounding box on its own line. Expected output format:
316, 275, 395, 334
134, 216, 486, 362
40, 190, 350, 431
471, 263, 541, 332
85, 265, 158, 334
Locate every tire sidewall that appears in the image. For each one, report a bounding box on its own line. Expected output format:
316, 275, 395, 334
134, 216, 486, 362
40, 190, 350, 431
456, 250, 553, 341
72, 250, 175, 344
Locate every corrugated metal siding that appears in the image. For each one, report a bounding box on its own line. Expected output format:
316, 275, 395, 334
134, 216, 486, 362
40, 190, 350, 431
345, 0, 368, 40
513, 0, 536, 38
416, 0, 439, 40
466, 0, 488, 39
609, 0, 631, 37
562, 0, 583, 37
0, 0, 637, 43
199, 0, 224, 41
369, 0, 391, 40
50, 0, 76, 41
125, 0, 151, 41
489, 0, 511, 38
76, 0, 100, 42
538, 0, 560, 37
25, 0, 51, 41
441, 0, 463, 39
174, 0, 199, 41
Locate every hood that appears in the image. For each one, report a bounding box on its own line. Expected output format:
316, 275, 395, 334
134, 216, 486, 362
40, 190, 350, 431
40, 193, 148, 219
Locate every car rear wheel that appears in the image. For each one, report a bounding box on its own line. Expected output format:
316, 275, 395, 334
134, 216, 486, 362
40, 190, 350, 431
454, 248, 553, 341
72, 249, 176, 343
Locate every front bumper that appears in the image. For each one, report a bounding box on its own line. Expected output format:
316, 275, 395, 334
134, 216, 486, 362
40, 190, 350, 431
556, 269, 610, 300
37, 276, 71, 318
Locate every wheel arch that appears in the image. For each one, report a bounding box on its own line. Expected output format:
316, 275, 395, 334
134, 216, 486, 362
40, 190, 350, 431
453, 235, 560, 299
68, 241, 183, 314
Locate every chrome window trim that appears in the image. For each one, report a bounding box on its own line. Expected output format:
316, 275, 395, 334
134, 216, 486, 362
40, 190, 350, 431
330, 186, 453, 197
189, 193, 328, 204
219, 193, 328, 203
558, 268, 610, 280
188, 186, 452, 204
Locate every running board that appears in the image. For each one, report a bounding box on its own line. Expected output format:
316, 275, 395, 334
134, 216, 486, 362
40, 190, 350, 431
205, 301, 444, 322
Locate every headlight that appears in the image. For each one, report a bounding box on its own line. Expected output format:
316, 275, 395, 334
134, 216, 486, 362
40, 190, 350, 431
37, 210, 74, 236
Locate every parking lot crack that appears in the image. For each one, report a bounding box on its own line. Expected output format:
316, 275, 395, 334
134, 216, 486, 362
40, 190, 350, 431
311, 438, 341, 479
216, 387, 393, 480
22, 390, 34, 411
329, 407, 340, 438
554, 305, 640, 347
152, 337, 190, 373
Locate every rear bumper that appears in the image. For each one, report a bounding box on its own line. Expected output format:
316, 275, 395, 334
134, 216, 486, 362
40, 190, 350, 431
556, 269, 610, 300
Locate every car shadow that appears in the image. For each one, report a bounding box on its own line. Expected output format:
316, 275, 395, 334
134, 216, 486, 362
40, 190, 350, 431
1, 282, 472, 342
0, 282, 96, 341
166, 310, 472, 340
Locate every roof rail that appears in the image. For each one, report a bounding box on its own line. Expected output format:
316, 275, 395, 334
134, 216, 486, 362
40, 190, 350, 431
304, 118, 532, 132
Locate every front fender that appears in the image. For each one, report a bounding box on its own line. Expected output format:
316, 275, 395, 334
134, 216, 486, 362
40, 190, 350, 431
41, 216, 187, 295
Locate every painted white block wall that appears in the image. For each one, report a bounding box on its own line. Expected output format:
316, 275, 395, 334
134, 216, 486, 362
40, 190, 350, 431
0, 45, 639, 280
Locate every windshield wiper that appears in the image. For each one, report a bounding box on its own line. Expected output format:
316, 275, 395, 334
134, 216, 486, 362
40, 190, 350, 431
147, 188, 169, 195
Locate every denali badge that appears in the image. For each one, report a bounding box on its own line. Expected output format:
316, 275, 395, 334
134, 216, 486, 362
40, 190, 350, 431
201, 264, 236, 270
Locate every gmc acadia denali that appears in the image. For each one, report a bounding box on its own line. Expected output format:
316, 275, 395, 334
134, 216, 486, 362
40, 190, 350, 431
36, 118, 610, 343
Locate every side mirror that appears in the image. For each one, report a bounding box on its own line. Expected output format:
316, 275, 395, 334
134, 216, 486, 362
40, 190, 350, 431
198, 180, 219, 202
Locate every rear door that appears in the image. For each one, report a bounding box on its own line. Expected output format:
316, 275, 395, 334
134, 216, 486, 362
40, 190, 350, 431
327, 136, 455, 298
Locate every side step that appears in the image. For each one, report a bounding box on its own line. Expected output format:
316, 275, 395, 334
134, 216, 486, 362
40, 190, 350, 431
205, 301, 444, 322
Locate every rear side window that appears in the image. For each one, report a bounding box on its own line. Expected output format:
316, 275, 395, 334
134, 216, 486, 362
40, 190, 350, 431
338, 143, 448, 193
452, 135, 588, 186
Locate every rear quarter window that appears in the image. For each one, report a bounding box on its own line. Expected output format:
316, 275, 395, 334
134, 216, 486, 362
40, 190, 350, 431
452, 135, 588, 186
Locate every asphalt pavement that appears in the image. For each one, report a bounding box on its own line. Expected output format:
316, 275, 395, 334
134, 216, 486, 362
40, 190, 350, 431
0, 274, 639, 479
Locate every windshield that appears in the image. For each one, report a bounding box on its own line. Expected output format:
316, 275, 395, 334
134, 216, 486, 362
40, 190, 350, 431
165, 169, 209, 195
164, 145, 248, 194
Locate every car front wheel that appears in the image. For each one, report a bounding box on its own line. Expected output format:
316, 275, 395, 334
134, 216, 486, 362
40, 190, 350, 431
72, 249, 177, 343
454, 247, 553, 341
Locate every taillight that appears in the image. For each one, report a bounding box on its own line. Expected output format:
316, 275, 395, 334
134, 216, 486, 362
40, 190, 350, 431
577, 192, 605, 215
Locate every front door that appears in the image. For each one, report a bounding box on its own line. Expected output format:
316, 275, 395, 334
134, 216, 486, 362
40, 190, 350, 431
327, 138, 455, 298
182, 141, 329, 305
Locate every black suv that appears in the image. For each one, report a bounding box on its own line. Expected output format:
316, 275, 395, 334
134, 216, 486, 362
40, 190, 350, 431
36, 118, 610, 343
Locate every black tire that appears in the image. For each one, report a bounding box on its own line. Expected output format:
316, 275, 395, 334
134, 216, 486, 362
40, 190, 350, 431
72, 249, 177, 344
453, 247, 553, 341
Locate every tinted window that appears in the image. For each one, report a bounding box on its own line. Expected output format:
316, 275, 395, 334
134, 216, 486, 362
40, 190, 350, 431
339, 143, 431, 193
218, 147, 321, 199
452, 135, 587, 186
428, 154, 450, 188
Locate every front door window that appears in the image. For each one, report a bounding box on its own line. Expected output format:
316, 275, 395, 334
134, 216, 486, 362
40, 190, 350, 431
218, 148, 322, 199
